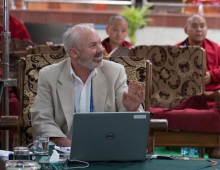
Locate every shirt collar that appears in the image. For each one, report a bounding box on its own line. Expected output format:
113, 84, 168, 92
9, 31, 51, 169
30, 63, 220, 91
70, 64, 97, 82
186, 38, 205, 48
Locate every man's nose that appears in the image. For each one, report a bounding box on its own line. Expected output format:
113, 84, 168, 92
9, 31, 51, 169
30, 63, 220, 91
197, 26, 202, 31
98, 43, 104, 52
117, 31, 122, 36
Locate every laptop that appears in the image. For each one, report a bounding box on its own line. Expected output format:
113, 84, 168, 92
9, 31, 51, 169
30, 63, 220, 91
70, 112, 150, 162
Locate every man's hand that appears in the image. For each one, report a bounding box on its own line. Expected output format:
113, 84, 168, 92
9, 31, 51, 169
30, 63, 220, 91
50, 137, 71, 147
205, 72, 212, 85
122, 81, 144, 111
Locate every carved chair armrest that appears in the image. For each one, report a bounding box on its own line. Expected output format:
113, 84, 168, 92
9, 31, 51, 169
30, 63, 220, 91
0, 116, 19, 130
150, 119, 168, 133
203, 90, 220, 103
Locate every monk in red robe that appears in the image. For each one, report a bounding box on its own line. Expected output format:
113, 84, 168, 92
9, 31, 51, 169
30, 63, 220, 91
0, 15, 31, 41
176, 14, 220, 107
150, 14, 220, 133
0, 1, 31, 41
102, 15, 133, 56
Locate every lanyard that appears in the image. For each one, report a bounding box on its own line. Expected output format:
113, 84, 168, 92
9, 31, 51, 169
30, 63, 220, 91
90, 81, 94, 112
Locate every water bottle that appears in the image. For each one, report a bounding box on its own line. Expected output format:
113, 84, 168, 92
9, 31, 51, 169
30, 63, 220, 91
181, 147, 198, 157
181, 147, 190, 157
189, 147, 198, 157
198, 4, 204, 15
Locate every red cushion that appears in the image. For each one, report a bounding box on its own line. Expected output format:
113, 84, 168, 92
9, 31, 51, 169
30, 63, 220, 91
150, 95, 220, 132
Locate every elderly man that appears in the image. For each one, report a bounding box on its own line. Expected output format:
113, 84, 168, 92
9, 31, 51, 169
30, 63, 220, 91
176, 14, 220, 106
31, 24, 144, 147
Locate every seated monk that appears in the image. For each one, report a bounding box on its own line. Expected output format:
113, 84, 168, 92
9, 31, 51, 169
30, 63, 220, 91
176, 14, 220, 108
150, 14, 220, 133
102, 15, 133, 56
0, 1, 31, 41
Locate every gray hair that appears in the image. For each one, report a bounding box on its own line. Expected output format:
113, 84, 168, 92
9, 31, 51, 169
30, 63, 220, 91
62, 23, 95, 56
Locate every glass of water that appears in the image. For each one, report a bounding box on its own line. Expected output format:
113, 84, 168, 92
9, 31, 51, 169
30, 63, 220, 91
33, 136, 49, 156
13, 146, 30, 160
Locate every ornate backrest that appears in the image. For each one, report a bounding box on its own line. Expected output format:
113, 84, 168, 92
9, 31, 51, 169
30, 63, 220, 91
129, 45, 206, 108
107, 56, 149, 110
26, 45, 65, 55
17, 45, 67, 146
108, 47, 129, 57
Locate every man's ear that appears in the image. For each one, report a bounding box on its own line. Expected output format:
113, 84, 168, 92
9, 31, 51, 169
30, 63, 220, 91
184, 26, 188, 35
106, 26, 109, 35
69, 47, 78, 59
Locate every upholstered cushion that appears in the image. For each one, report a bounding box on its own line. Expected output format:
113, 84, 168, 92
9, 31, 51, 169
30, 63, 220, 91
129, 45, 206, 108
107, 56, 147, 109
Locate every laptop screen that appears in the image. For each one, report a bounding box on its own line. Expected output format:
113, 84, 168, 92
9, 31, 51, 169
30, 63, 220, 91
70, 112, 150, 162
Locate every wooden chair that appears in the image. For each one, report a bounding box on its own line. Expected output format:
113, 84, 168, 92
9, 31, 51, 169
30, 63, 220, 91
128, 45, 220, 158
0, 39, 34, 150
0, 38, 34, 79
26, 44, 65, 55
107, 56, 168, 153
1, 45, 67, 147
108, 47, 129, 58
3, 46, 167, 153
16, 45, 68, 146
129, 45, 206, 108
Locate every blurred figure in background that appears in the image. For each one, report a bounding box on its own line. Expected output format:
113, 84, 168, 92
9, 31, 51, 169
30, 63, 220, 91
102, 15, 132, 56
0, 0, 31, 41
176, 14, 220, 107
0, 1, 30, 151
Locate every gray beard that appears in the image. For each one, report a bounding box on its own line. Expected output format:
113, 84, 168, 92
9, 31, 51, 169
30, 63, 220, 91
77, 58, 103, 70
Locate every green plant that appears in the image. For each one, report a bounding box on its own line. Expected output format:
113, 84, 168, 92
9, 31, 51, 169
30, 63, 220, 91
120, 5, 152, 45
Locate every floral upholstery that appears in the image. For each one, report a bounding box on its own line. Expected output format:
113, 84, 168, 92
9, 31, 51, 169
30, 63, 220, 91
129, 45, 206, 108
19, 55, 147, 145
107, 56, 148, 110
18, 45, 67, 146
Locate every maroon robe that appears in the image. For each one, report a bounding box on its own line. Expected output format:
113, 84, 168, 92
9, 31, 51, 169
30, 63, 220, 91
102, 37, 133, 55
0, 15, 31, 40
150, 39, 220, 132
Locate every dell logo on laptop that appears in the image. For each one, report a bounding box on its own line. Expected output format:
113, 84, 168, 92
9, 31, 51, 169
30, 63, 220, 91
106, 132, 115, 140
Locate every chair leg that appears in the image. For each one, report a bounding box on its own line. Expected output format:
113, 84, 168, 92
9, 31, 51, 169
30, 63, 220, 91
198, 147, 205, 158
147, 132, 155, 154
209, 147, 220, 158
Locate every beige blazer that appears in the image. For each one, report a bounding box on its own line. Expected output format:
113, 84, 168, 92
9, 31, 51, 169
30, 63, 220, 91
31, 58, 128, 138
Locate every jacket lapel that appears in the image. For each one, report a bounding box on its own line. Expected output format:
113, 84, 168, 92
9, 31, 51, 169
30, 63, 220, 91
57, 58, 74, 132
93, 67, 108, 112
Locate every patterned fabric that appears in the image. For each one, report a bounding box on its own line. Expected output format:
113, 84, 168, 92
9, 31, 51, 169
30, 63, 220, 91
107, 56, 147, 110
129, 45, 206, 108
19, 45, 67, 146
